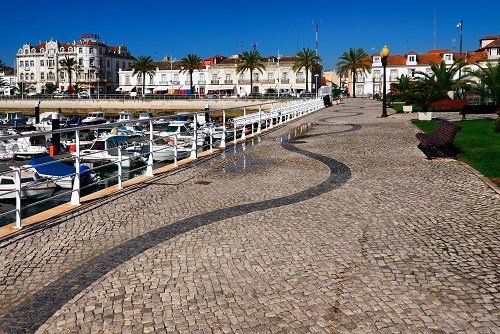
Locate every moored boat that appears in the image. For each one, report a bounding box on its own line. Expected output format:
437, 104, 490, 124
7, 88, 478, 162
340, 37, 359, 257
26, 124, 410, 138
0, 168, 56, 200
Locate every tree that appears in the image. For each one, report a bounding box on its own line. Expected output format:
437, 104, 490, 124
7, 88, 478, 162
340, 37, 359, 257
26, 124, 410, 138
44, 82, 57, 95
292, 47, 322, 93
59, 56, 79, 91
130, 56, 156, 97
416, 59, 468, 98
179, 54, 204, 96
406, 77, 448, 113
468, 62, 500, 106
14, 81, 34, 95
336, 48, 371, 97
236, 50, 266, 95
390, 74, 415, 105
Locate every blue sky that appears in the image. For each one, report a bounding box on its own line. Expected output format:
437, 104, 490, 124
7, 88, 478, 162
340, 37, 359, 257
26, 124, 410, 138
1, 0, 499, 71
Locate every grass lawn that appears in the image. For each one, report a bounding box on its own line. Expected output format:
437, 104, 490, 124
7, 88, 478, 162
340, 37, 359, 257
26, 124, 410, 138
412, 119, 500, 185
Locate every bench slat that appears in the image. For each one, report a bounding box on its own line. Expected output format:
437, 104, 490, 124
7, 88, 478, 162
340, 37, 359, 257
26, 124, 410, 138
416, 119, 462, 159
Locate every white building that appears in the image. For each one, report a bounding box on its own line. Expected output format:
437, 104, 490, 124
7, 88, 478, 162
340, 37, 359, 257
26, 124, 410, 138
0, 66, 16, 95
16, 34, 135, 94
117, 53, 321, 97
357, 35, 499, 98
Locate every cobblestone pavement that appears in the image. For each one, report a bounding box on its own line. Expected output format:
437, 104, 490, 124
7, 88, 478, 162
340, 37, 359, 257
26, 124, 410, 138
0, 99, 498, 333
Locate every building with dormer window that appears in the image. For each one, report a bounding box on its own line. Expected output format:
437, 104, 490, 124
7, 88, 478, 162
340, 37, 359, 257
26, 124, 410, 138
355, 35, 498, 97
16, 34, 135, 94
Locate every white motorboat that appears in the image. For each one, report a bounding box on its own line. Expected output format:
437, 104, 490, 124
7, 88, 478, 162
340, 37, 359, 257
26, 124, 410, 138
0, 143, 14, 161
117, 111, 137, 123
1, 111, 30, 127
73, 134, 147, 168
82, 111, 107, 125
0, 168, 56, 200
149, 137, 192, 161
9, 132, 49, 160
26, 156, 99, 189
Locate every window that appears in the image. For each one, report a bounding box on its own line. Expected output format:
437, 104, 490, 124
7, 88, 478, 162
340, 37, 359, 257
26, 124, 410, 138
20, 74, 24, 80
79, 59, 83, 66
30, 60, 34, 67
409, 69, 416, 77
445, 54, 452, 61
390, 69, 398, 80
212, 74, 218, 83
19, 61, 24, 67
122, 62, 125, 69
409, 55, 416, 62
268, 73, 274, 82
253, 72, 259, 82
90, 58, 95, 67
161, 74, 167, 84
373, 70, 381, 81
199, 73, 205, 84
373, 56, 381, 63
41, 72, 45, 80
116, 61, 119, 69
40, 60, 45, 66
89, 48, 94, 54
107, 70, 111, 81
173, 74, 179, 84
107, 60, 110, 68
225, 73, 231, 83
48, 72, 55, 80
30, 73, 34, 80
149, 75, 154, 85
239, 73, 244, 81
79, 48, 82, 54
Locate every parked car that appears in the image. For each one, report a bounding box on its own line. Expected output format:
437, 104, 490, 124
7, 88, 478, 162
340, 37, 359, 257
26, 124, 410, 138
247, 92, 263, 99
53, 91, 71, 98
204, 93, 219, 99
299, 92, 315, 98
77, 91, 90, 99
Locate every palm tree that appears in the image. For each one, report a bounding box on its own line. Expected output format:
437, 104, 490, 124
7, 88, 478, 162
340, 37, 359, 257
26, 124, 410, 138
390, 74, 414, 104
14, 81, 34, 95
236, 50, 266, 95
468, 62, 500, 106
406, 77, 448, 113
336, 48, 371, 97
416, 59, 468, 98
130, 56, 156, 97
292, 47, 322, 93
179, 54, 204, 96
59, 56, 79, 91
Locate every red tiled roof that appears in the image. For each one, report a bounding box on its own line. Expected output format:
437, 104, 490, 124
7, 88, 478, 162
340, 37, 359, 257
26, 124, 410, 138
480, 35, 500, 41
427, 49, 452, 54
415, 53, 442, 65
387, 55, 407, 66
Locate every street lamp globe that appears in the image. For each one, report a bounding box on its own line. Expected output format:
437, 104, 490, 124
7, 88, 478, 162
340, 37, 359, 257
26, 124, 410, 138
380, 45, 390, 58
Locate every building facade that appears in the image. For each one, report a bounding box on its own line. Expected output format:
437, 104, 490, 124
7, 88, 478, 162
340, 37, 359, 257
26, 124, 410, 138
355, 35, 499, 98
118, 53, 321, 97
0, 66, 16, 95
16, 34, 135, 94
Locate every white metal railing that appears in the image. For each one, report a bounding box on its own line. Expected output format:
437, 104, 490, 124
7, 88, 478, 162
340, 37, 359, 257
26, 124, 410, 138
0, 97, 323, 229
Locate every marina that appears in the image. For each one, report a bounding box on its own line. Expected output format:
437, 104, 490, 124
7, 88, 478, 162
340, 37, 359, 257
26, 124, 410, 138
0, 99, 324, 228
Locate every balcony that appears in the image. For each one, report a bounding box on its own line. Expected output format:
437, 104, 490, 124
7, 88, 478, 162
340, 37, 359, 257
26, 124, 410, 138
211, 80, 220, 84
296, 78, 305, 83
198, 80, 206, 85
224, 80, 233, 84
281, 79, 290, 84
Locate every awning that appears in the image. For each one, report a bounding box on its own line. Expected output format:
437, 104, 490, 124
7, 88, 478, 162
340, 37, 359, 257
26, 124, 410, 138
205, 85, 236, 91
153, 85, 170, 92
261, 84, 292, 90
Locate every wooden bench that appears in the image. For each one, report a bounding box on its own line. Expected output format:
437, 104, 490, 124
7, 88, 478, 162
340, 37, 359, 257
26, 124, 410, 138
430, 99, 499, 120
415, 119, 462, 159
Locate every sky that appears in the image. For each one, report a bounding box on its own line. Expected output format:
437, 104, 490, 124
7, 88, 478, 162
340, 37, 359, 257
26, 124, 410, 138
1, 0, 499, 71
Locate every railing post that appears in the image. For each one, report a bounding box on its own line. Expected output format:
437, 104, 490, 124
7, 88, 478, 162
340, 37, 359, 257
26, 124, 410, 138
173, 135, 178, 167
257, 105, 262, 134
220, 110, 226, 148
209, 128, 213, 153
117, 147, 123, 189
190, 114, 198, 160
71, 129, 81, 206
146, 120, 154, 176
241, 108, 246, 140
13, 167, 22, 229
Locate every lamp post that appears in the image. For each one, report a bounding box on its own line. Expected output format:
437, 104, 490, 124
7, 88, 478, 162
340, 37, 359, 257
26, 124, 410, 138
314, 74, 319, 97
380, 45, 390, 117
97, 78, 100, 99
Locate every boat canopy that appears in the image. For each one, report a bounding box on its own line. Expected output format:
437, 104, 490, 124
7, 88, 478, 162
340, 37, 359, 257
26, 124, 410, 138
28, 156, 92, 176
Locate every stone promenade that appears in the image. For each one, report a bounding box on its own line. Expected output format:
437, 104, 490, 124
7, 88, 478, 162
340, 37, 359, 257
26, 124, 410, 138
0, 99, 498, 333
